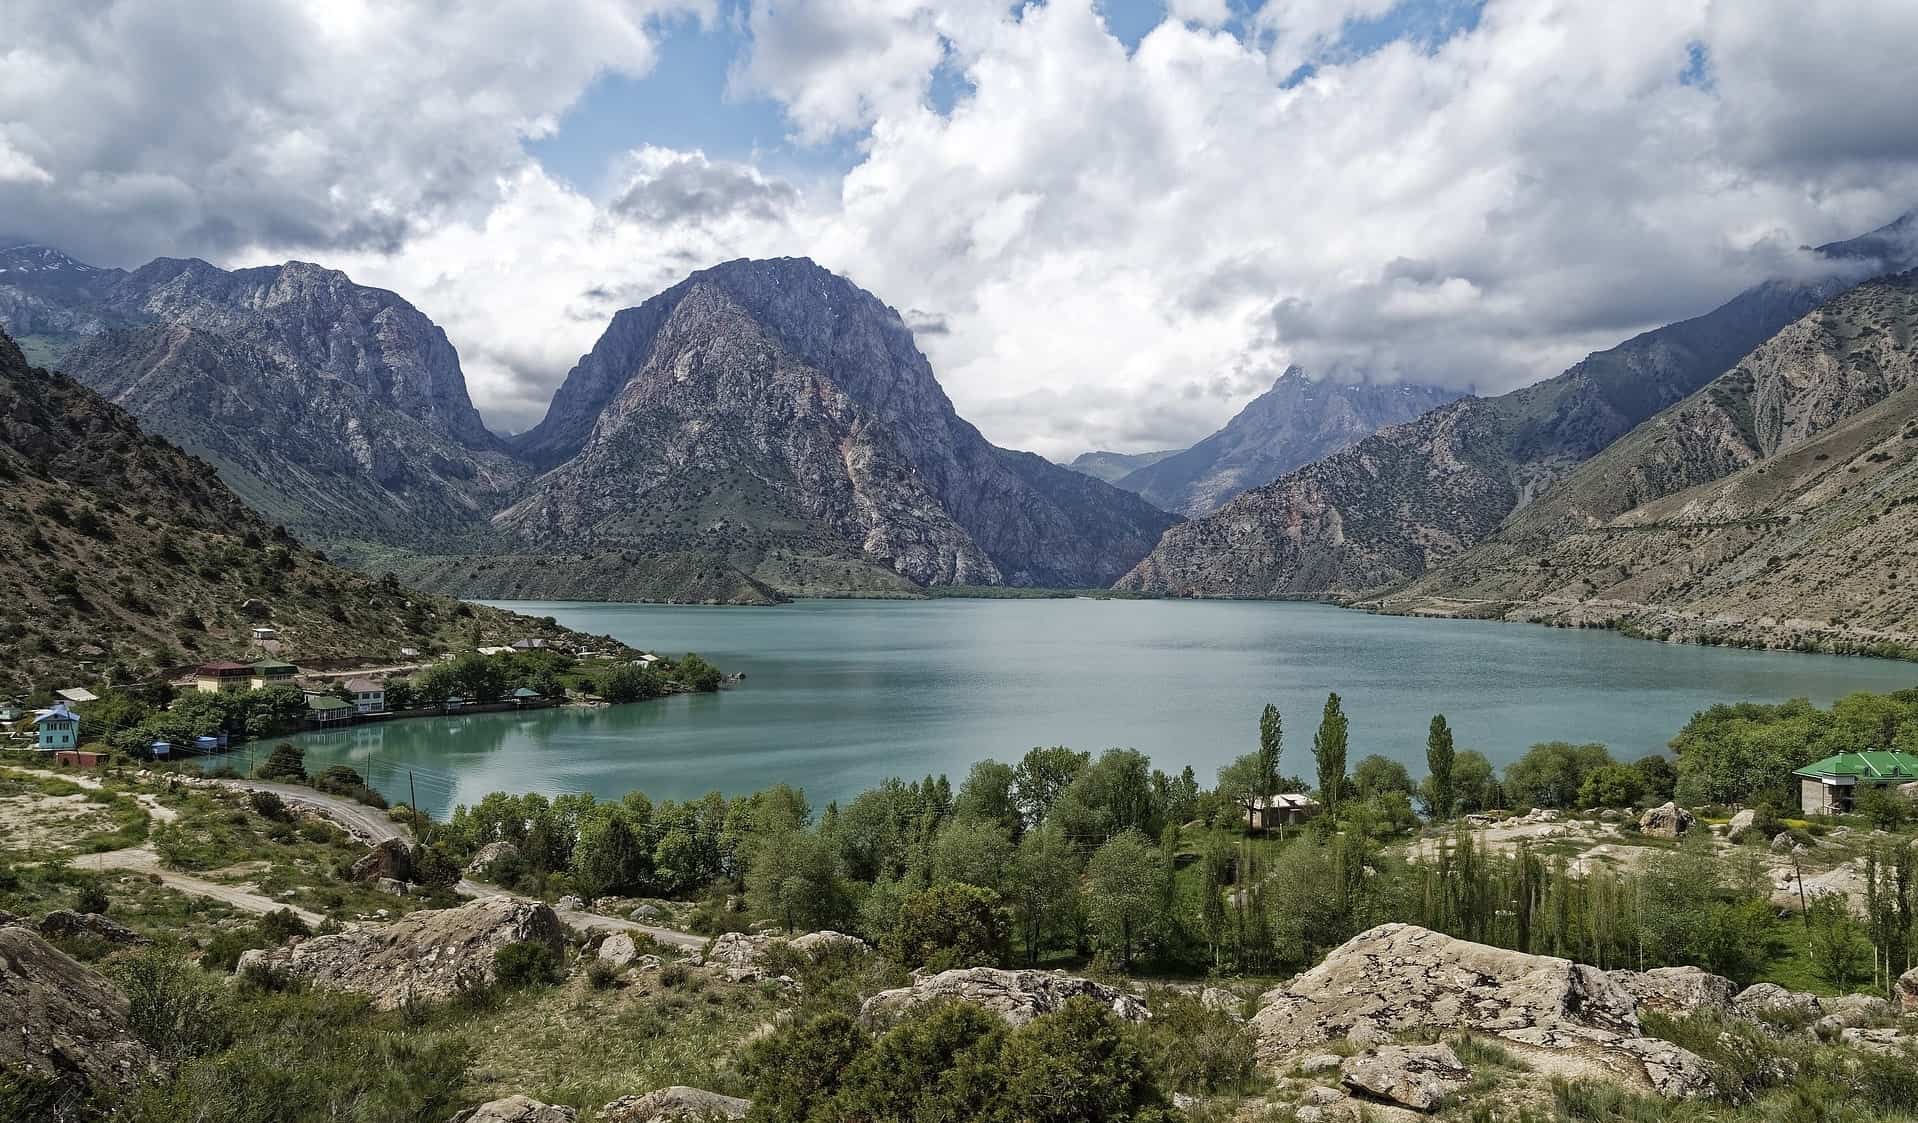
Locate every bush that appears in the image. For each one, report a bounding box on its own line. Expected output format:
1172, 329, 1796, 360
884, 883, 1008, 971
114, 951, 234, 1061
492, 940, 563, 989
411, 844, 461, 890
74, 881, 111, 915
585, 959, 619, 990
1134, 989, 1258, 1095
255, 743, 306, 782
248, 790, 288, 820
259, 909, 312, 945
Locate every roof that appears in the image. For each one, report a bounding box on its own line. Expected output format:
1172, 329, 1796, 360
1244, 793, 1321, 810
56, 687, 99, 703
511, 686, 542, 698
306, 695, 352, 712
1794, 750, 1918, 781
197, 661, 253, 674
33, 702, 78, 724
344, 678, 382, 692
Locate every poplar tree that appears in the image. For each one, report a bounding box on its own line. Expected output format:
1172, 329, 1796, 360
1426, 714, 1456, 821
1313, 693, 1349, 816
1257, 704, 1283, 799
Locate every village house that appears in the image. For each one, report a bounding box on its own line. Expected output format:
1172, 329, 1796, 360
195, 661, 254, 693
252, 626, 278, 641
55, 687, 99, 705
305, 694, 353, 727
345, 678, 386, 715
1794, 750, 1918, 814
249, 660, 298, 690
33, 702, 80, 751
1242, 793, 1322, 832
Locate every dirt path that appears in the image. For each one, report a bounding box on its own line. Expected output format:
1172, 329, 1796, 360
70, 845, 325, 927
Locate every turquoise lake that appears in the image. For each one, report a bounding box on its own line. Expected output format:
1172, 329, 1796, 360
278, 599, 1918, 817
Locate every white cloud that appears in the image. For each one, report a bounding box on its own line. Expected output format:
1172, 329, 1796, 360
9, 0, 1918, 460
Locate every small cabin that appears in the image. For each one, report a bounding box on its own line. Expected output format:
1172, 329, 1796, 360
305, 694, 354, 727
1795, 750, 1918, 814
1242, 793, 1322, 832
251, 626, 279, 641
511, 686, 543, 707
33, 702, 80, 751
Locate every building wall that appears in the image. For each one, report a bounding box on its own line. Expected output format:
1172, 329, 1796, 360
1801, 777, 1840, 814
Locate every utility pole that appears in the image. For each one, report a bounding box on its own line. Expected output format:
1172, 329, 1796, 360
409, 770, 422, 841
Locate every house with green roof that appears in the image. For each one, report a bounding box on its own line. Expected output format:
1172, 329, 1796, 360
250, 660, 299, 691
305, 694, 353, 727
1793, 750, 1918, 814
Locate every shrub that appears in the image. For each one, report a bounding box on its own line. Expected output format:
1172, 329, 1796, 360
884, 883, 1008, 970
74, 881, 111, 915
113, 951, 233, 1061
1134, 989, 1258, 1095
585, 959, 619, 990
259, 909, 312, 945
255, 743, 306, 782
248, 790, 288, 820
492, 940, 562, 989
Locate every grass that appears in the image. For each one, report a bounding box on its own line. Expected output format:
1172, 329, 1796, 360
0, 767, 150, 855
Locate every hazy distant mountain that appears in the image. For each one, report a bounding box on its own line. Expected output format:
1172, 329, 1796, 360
1118, 211, 1918, 598
498, 258, 1179, 596
1370, 271, 1918, 652
0, 248, 523, 552
1113, 370, 1461, 516
1065, 448, 1180, 485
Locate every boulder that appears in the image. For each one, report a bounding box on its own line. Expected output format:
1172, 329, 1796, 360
1732, 983, 1824, 1023
1726, 809, 1756, 843
1297, 1052, 1344, 1074
236, 896, 564, 1010
1638, 802, 1694, 839
351, 837, 415, 883
1340, 1044, 1470, 1112
1770, 832, 1805, 855
860, 967, 1150, 1027
0, 925, 157, 1096
38, 909, 149, 945
1201, 986, 1244, 1020
631, 904, 665, 922
704, 932, 779, 982
1249, 924, 1713, 1099
1839, 1028, 1914, 1057
601, 1086, 752, 1122
453, 1095, 579, 1123
555, 895, 585, 912
1829, 993, 1892, 1025
376, 877, 409, 896
787, 930, 871, 957
1898, 966, 1918, 1013
465, 841, 521, 879
1605, 966, 1737, 1016
598, 933, 642, 968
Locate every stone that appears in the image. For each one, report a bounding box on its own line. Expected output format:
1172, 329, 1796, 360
0, 925, 157, 1096
453, 1095, 579, 1123
1297, 1053, 1344, 1074
1201, 986, 1244, 1020
1605, 966, 1737, 1016
1839, 1028, 1913, 1056
555, 895, 585, 912
601, 1086, 752, 1122
705, 932, 779, 983
1829, 993, 1892, 1025
1304, 1085, 1348, 1105
1726, 809, 1756, 842
631, 904, 665, 922
1897, 967, 1918, 1013
1249, 924, 1714, 1099
1732, 983, 1825, 1023
352, 838, 415, 883
236, 896, 564, 1010
38, 908, 149, 945
787, 930, 871, 957
1340, 1044, 1471, 1112
376, 877, 409, 896
1637, 802, 1694, 839
860, 967, 1150, 1027
465, 841, 521, 879
598, 933, 642, 968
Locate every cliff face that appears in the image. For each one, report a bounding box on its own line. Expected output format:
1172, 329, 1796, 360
1118, 213, 1918, 598
509, 258, 1179, 590
1371, 271, 1918, 649
1113, 371, 1461, 517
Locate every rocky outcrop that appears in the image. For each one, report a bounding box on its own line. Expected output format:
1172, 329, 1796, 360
236, 896, 564, 1010
859, 967, 1149, 1028
786, 930, 871, 957
1248, 924, 1713, 1099
505, 258, 1178, 593
464, 842, 522, 880
1732, 983, 1825, 1023
37, 909, 148, 945
0, 925, 157, 1096
1606, 966, 1737, 1016
1121, 213, 1918, 600
351, 838, 415, 883
453, 1095, 579, 1123
601, 1087, 752, 1122
1339, 1044, 1470, 1112
1898, 966, 1918, 1013
596, 933, 645, 968
1727, 809, 1757, 843
1110, 370, 1460, 517
1637, 803, 1695, 839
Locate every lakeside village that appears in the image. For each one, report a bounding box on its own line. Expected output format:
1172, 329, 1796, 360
0, 634, 729, 767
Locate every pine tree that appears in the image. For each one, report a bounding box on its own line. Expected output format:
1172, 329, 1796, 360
1313, 692, 1349, 816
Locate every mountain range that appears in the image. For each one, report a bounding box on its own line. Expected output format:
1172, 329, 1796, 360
0, 247, 1175, 601
0, 329, 617, 688
1118, 213, 1918, 603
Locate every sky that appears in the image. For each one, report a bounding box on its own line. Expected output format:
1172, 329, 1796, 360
5, 0, 1918, 457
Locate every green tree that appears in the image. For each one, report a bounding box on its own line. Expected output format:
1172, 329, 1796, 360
1008, 825, 1082, 965
930, 817, 1017, 894
997, 996, 1174, 1123
740, 1011, 868, 1122
1806, 890, 1870, 990
886, 883, 1009, 970
1013, 746, 1091, 828
1503, 742, 1612, 810
1576, 762, 1645, 809
747, 830, 848, 933
1451, 750, 1499, 812
1083, 829, 1171, 970
572, 806, 651, 898
953, 759, 1023, 839
1312, 693, 1349, 816
1425, 714, 1456, 820
1350, 754, 1412, 800
1256, 704, 1282, 801
255, 742, 306, 782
